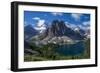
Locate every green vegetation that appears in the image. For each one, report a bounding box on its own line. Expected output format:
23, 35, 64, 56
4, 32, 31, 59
82, 38, 90, 58
24, 39, 90, 62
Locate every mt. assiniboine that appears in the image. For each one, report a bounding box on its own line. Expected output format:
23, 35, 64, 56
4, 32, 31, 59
26, 20, 88, 45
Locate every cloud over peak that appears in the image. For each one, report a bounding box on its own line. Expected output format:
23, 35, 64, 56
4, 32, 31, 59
32, 17, 40, 20
33, 17, 46, 33
82, 21, 90, 26
71, 13, 82, 21
51, 12, 63, 16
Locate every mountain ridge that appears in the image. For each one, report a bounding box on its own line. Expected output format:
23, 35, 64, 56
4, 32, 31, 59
29, 20, 86, 45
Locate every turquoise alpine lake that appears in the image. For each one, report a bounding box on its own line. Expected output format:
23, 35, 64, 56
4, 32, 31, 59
55, 41, 85, 56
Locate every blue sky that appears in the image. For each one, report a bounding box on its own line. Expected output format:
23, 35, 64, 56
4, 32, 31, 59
24, 11, 90, 30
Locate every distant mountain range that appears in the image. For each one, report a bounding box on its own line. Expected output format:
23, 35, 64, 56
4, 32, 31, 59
24, 20, 90, 45
24, 25, 38, 40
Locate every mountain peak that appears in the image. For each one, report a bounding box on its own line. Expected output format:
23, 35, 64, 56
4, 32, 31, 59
48, 20, 67, 36
43, 20, 85, 40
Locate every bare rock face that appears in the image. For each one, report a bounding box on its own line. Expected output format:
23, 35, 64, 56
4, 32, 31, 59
43, 20, 85, 40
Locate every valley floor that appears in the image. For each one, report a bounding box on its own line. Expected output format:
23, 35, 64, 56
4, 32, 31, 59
24, 39, 90, 62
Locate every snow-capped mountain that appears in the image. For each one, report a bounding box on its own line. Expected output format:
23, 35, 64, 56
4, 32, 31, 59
65, 23, 90, 38
30, 20, 86, 45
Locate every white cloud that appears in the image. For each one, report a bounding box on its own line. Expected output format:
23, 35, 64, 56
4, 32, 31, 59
34, 26, 46, 30
83, 21, 90, 26
71, 13, 82, 21
51, 12, 63, 16
32, 17, 46, 33
34, 19, 46, 33
32, 17, 40, 20
37, 20, 45, 27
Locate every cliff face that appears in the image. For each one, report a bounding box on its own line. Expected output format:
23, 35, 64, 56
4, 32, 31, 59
43, 20, 85, 40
